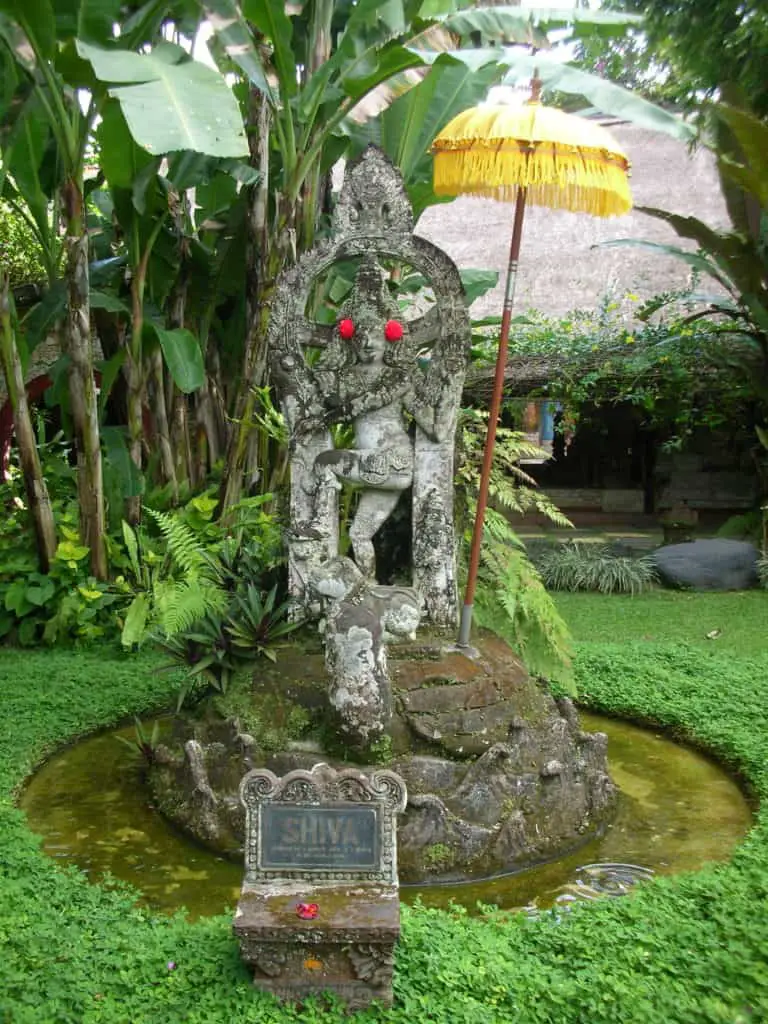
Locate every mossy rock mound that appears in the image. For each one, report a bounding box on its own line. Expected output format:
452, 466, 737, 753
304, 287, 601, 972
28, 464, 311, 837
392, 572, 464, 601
148, 634, 616, 883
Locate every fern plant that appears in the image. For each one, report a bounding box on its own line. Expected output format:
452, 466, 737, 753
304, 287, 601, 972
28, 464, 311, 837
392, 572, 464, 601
457, 410, 575, 692
145, 509, 229, 635
473, 509, 575, 691
117, 513, 228, 649
457, 409, 572, 528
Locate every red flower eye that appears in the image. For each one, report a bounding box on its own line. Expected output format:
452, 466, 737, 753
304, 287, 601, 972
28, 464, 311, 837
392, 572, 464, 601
338, 318, 355, 340
384, 320, 403, 342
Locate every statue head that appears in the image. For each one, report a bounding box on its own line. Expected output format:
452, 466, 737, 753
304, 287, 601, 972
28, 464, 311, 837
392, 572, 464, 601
336, 257, 405, 370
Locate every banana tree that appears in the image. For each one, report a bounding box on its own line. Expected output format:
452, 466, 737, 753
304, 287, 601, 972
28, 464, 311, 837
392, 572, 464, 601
201, 0, 698, 511
0, 3, 107, 574
0, 0, 180, 577
74, 34, 249, 519
89, 110, 256, 512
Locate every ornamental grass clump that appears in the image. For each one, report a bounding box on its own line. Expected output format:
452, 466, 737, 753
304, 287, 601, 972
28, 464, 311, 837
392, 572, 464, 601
532, 541, 659, 595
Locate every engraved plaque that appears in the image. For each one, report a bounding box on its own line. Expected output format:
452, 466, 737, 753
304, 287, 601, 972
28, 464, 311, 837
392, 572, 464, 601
261, 804, 379, 870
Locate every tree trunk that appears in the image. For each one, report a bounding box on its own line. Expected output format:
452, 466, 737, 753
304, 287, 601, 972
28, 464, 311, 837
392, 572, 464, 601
166, 273, 192, 489
124, 321, 144, 525
149, 347, 178, 498
220, 90, 274, 515
0, 275, 57, 571
62, 177, 107, 579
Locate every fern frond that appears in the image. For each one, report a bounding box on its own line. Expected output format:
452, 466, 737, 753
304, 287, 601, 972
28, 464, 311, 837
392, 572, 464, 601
482, 507, 525, 548
474, 550, 574, 692
153, 579, 228, 637
146, 508, 218, 581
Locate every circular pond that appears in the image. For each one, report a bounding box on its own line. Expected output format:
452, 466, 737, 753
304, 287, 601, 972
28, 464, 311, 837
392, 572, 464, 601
21, 713, 752, 920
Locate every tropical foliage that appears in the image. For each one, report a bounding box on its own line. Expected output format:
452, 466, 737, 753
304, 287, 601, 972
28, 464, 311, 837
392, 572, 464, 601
478, 292, 761, 452
0, 0, 696, 565
602, 102, 768, 517
458, 410, 575, 688
2, 593, 768, 1020
575, 0, 768, 118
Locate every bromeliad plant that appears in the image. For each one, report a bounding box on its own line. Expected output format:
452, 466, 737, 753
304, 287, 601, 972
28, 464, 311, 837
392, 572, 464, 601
157, 585, 301, 708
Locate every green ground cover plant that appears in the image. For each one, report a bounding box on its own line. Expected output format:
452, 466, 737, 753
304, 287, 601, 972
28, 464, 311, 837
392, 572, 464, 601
1, 594, 768, 1023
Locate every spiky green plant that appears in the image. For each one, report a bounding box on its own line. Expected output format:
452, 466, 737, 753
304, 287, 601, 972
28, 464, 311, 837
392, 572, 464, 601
532, 541, 660, 595
157, 587, 301, 706
226, 585, 302, 662
115, 717, 162, 765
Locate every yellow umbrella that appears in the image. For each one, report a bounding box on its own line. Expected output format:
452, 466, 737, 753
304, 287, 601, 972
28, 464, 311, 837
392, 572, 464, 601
432, 77, 632, 647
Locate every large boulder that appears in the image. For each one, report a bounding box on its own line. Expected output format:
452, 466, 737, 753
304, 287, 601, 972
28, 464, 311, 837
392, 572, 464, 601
652, 539, 759, 591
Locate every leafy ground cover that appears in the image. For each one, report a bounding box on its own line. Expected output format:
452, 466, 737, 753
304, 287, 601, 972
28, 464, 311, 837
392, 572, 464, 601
557, 589, 768, 657
1, 595, 768, 1023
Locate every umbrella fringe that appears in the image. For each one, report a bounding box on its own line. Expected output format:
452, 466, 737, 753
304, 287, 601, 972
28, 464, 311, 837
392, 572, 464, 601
433, 148, 632, 217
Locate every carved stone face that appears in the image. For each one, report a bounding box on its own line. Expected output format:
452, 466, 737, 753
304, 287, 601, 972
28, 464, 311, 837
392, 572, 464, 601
355, 316, 388, 366
337, 257, 400, 368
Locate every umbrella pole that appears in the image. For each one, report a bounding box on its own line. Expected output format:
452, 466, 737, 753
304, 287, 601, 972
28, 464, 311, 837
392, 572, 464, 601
457, 186, 527, 648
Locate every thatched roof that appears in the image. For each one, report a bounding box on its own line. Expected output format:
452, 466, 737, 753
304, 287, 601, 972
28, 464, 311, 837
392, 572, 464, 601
417, 121, 730, 320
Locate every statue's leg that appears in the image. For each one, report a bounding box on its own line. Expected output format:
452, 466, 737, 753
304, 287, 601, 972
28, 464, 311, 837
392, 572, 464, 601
349, 489, 402, 579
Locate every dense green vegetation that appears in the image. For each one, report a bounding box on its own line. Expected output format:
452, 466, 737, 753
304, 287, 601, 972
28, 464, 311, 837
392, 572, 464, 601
2, 2, 768, 1017
1, 593, 767, 1023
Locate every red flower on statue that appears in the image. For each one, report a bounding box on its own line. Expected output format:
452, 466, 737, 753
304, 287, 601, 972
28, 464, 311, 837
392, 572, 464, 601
296, 902, 319, 920
384, 319, 403, 342
338, 318, 355, 340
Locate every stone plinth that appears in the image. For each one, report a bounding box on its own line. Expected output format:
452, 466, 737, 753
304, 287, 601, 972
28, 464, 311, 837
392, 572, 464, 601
234, 883, 400, 1009
233, 763, 407, 1009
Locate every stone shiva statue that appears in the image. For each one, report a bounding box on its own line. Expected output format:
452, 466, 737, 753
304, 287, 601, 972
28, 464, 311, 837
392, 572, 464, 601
268, 146, 471, 633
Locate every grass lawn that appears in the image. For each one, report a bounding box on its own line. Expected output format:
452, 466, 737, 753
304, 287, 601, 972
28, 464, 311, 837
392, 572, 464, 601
557, 590, 768, 656
0, 592, 767, 1023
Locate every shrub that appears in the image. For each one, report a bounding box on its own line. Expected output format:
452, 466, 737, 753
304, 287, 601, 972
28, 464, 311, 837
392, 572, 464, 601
716, 511, 763, 543
531, 541, 659, 594
0, 202, 49, 286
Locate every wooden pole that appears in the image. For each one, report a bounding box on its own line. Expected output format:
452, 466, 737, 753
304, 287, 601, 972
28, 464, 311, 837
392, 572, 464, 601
457, 187, 527, 648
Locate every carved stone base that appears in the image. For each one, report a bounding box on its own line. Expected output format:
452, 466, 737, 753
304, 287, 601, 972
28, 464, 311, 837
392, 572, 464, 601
233, 883, 400, 1010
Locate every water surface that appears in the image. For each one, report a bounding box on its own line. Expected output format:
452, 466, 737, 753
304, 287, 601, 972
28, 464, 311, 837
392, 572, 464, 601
21, 713, 752, 919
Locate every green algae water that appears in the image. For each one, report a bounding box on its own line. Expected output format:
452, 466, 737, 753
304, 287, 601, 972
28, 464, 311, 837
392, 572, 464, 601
21, 714, 752, 920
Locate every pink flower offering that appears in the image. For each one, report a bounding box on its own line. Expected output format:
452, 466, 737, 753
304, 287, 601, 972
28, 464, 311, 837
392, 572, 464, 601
296, 902, 319, 920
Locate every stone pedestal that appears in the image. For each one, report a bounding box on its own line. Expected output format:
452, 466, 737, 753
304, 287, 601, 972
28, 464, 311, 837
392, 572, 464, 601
234, 883, 400, 1008
233, 763, 407, 1010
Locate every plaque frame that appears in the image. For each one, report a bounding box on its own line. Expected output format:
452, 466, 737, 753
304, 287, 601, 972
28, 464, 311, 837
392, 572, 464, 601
239, 763, 407, 885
